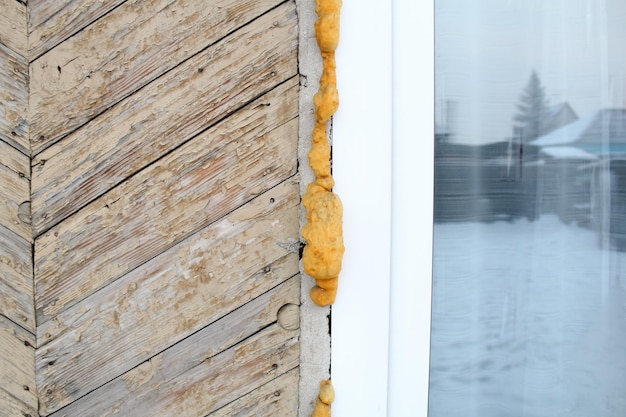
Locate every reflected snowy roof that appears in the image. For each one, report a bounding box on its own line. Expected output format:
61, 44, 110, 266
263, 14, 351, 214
540, 146, 598, 160
532, 109, 626, 149
532, 113, 597, 146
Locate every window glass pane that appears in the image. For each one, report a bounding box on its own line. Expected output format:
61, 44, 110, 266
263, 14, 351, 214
431, 1, 626, 416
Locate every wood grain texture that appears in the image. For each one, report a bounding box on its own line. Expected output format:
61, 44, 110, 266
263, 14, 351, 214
29, 0, 82, 28
72, 323, 298, 417
0, 316, 36, 414
0, 150, 30, 242
0, 140, 29, 178
0, 43, 28, 154
45, 276, 300, 416
0, 141, 35, 332
207, 368, 299, 417
28, 0, 127, 59
0, 0, 27, 57
34, 81, 299, 322
0, 1, 304, 415
31, 1, 298, 235
29, 0, 284, 153
155, 324, 298, 417
0, 225, 33, 332
0, 387, 37, 417
37, 180, 301, 413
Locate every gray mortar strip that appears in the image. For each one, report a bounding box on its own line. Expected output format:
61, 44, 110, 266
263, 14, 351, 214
295, 1, 332, 416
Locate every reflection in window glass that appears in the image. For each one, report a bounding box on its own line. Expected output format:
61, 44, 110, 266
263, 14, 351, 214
431, 1, 626, 416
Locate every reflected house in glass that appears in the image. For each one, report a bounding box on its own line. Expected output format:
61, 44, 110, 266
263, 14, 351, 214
532, 109, 626, 248
433, 103, 577, 224
542, 102, 579, 137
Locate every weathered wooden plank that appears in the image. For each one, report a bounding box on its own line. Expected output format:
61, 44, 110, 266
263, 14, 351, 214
34, 82, 298, 321
44, 276, 300, 416
0, 387, 37, 417
58, 324, 298, 417
37, 180, 301, 413
208, 368, 299, 417
0, 154, 30, 242
29, 0, 79, 28
0, 0, 27, 57
0, 140, 29, 178
29, 0, 285, 152
0, 315, 36, 414
0, 225, 33, 332
0, 43, 28, 154
31, 1, 298, 234
28, 0, 127, 59
155, 325, 298, 417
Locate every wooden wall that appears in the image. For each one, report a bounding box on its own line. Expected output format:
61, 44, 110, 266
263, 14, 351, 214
0, 0, 36, 416
0, 1, 302, 415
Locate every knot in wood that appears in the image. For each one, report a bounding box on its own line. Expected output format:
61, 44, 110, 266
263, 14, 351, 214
277, 303, 300, 330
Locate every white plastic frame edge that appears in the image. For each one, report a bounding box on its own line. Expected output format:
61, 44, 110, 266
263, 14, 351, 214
333, 1, 434, 416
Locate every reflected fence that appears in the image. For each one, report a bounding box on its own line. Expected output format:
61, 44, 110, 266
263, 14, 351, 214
434, 140, 626, 251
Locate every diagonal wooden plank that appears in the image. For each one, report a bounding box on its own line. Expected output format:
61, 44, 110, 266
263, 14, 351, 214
148, 325, 298, 417
29, 0, 86, 28
29, 0, 285, 153
31, 1, 298, 235
0, 0, 27, 58
0, 387, 37, 417
0, 140, 29, 178
0, 153, 30, 242
45, 276, 300, 416
0, 315, 36, 414
65, 324, 298, 417
34, 81, 298, 322
0, 225, 33, 332
0, 43, 28, 154
28, 0, 127, 59
207, 368, 299, 417
37, 180, 301, 413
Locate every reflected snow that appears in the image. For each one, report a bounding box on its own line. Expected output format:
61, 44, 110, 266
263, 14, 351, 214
430, 216, 626, 416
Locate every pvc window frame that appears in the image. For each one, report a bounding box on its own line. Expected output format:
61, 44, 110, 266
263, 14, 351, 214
332, 1, 434, 416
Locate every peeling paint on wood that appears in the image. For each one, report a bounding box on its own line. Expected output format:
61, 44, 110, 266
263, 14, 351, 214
0, 0, 27, 58
34, 81, 299, 322
37, 180, 301, 414
31, 2, 298, 235
29, 0, 285, 152
28, 0, 127, 59
0, 43, 28, 154
0, 316, 36, 413
45, 276, 301, 416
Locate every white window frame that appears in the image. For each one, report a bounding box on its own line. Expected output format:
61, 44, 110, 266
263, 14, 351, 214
333, 1, 434, 416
